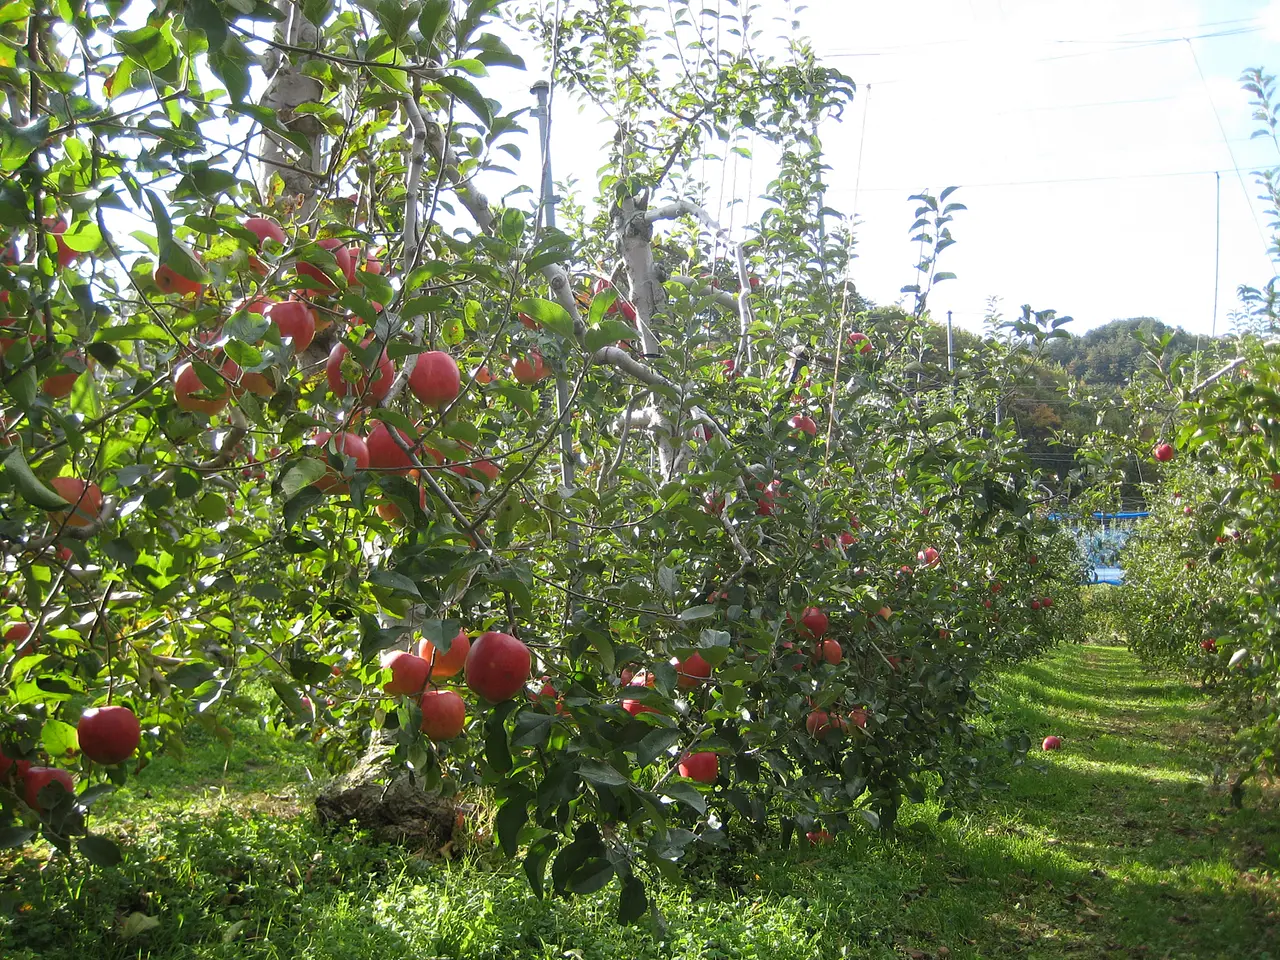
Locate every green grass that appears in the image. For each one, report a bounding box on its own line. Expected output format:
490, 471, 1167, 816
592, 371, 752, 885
2, 644, 1277, 959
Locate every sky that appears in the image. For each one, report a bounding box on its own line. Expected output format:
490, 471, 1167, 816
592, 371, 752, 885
490, 0, 1280, 337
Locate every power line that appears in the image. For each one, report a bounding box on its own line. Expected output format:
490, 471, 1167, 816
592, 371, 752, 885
831, 165, 1256, 194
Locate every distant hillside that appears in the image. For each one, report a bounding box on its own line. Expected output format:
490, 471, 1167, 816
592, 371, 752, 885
1046, 317, 1208, 387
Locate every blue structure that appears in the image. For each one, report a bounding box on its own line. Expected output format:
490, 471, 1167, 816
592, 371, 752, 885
1048, 511, 1149, 585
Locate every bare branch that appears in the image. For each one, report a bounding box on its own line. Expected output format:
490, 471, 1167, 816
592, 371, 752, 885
645, 199, 726, 235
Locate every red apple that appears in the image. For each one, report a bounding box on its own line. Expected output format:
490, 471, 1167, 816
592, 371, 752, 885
418, 629, 470, 679
806, 710, 840, 737
380, 650, 430, 695
755, 479, 781, 516
77, 705, 141, 765
464, 631, 531, 702
365, 421, 415, 473
512, 351, 550, 385
154, 259, 204, 297
472, 459, 500, 484
815, 639, 842, 665
848, 707, 868, 729
1042, 735, 1062, 751
267, 300, 316, 351
48, 477, 102, 528
22, 766, 74, 812
1041, 597, 1053, 609
789, 414, 818, 436
296, 238, 355, 293
1153, 443, 1175, 462
917, 547, 940, 566
846, 331, 873, 355
243, 217, 287, 274
408, 351, 461, 409
0, 747, 30, 783
675, 652, 712, 689
1200, 638, 1217, 652
43, 217, 80, 269
1270, 474, 1280, 490
326, 338, 395, 404
1030, 599, 1041, 611
876, 606, 892, 620
174, 361, 229, 415
419, 689, 466, 741
677, 751, 718, 783
40, 352, 84, 398
796, 606, 828, 639
311, 430, 370, 493
4, 621, 34, 653
806, 830, 834, 845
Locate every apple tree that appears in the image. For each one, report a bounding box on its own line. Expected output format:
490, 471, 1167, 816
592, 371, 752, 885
0, 0, 1086, 913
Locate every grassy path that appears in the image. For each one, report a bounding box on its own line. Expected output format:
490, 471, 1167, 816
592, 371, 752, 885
3, 644, 1277, 958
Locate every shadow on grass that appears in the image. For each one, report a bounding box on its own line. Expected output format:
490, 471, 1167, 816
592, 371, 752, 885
3, 645, 1276, 960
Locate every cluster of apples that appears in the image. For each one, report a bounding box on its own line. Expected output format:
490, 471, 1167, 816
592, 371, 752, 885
616, 653, 719, 784
379, 630, 532, 741
0, 704, 139, 813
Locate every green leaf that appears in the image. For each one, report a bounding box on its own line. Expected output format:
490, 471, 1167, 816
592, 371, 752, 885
523, 836, 556, 899
60, 220, 101, 253
281, 459, 327, 499
41, 718, 78, 759
0, 447, 71, 510
223, 339, 262, 367
185, 0, 228, 51
514, 297, 574, 340
568, 857, 614, 894
0, 116, 50, 172
617, 873, 649, 925
115, 26, 174, 71
578, 760, 628, 787
495, 791, 530, 856
368, 568, 421, 599
77, 834, 123, 867
167, 662, 217, 691
661, 781, 707, 814
0, 826, 36, 848
437, 74, 493, 129
418, 0, 450, 46
585, 319, 638, 353
678, 605, 717, 622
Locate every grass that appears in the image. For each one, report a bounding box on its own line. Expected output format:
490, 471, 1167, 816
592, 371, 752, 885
1, 644, 1277, 959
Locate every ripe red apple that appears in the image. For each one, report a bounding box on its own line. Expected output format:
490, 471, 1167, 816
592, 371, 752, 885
221, 358, 275, 399
796, 606, 828, 639
154, 260, 204, 297
77, 705, 141, 765
381, 650, 430, 695
472, 459, 500, 484
419, 629, 470, 679
23, 766, 74, 812
408, 351, 461, 408
1028, 554, 1039, 566
876, 606, 892, 620
1041, 597, 1053, 609
838, 531, 856, 548
755, 479, 781, 516
365, 421, 415, 473
40, 352, 84, 398
327, 338, 395, 404
814, 639, 842, 665
1183, 505, 1194, 516
48, 477, 102, 528
1030, 599, 1041, 611
474, 365, 493, 385
419, 689, 466, 741
848, 706, 868, 729
267, 300, 316, 351
512, 351, 550, 385
846, 331, 873, 355
990, 581, 1003, 594
311, 431, 370, 493
174, 361, 229, 415
43, 217, 80, 269
1270, 474, 1280, 490
806, 830, 834, 845
243, 217, 287, 274
917, 547, 940, 566
1200, 638, 1217, 652
1153, 443, 1175, 462
622, 695, 659, 716
806, 710, 840, 737
677, 751, 718, 783
789, 414, 818, 436
1041, 735, 1062, 751
675, 652, 712, 689
4, 621, 34, 653
0, 747, 30, 783
296, 238, 355, 293
464, 631, 531, 702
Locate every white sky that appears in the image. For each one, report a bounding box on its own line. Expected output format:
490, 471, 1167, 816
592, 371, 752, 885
490, 0, 1280, 336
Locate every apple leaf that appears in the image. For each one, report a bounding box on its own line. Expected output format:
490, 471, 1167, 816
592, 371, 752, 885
617, 873, 648, 925
77, 834, 123, 867
40, 718, 78, 759
514, 297, 574, 340
0, 447, 71, 510
577, 760, 629, 787
678, 605, 717, 622
495, 791, 531, 856
661, 781, 707, 815
280, 459, 327, 499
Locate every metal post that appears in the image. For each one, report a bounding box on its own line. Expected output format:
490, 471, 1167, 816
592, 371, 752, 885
946, 309, 954, 374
